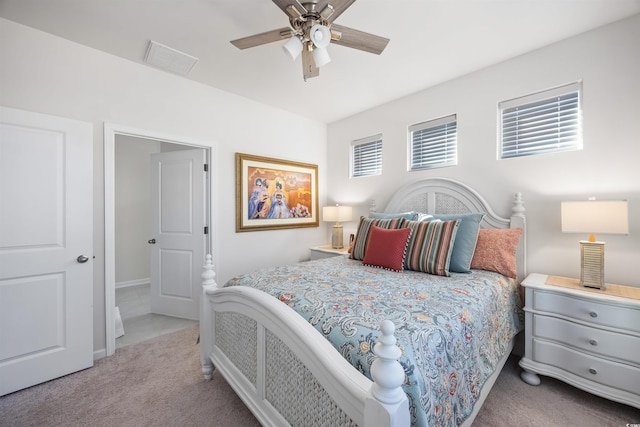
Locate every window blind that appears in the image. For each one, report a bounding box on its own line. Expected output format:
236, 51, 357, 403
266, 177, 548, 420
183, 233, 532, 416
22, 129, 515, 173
351, 134, 382, 178
409, 114, 457, 170
500, 82, 582, 159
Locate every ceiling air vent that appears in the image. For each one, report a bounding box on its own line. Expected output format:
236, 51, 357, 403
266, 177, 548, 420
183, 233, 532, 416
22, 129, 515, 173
144, 40, 198, 76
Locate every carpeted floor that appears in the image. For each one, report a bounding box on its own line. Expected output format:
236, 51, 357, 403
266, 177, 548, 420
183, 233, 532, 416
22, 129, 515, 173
1, 324, 638, 426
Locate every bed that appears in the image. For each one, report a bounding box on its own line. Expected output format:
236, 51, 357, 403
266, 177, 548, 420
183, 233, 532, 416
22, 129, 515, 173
200, 177, 526, 427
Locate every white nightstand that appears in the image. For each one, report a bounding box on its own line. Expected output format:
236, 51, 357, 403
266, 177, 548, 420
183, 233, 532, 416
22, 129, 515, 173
519, 273, 640, 409
309, 245, 349, 260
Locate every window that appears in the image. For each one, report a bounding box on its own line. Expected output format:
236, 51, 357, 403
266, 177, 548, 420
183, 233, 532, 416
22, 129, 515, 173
408, 114, 457, 171
500, 81, 582, 159
351, 134, 382, 178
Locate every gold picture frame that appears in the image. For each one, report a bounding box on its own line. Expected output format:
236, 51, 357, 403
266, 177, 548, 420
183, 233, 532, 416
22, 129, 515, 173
236, 153, 319, 232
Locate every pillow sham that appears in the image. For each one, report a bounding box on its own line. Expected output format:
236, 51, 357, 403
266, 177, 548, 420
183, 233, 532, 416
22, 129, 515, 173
362, 226, 412, 272
432, 213, 484, 273
369, 211, 418, 220
350, 216, 405, 260
470, 228, 522, 279
402, 219, 460, 276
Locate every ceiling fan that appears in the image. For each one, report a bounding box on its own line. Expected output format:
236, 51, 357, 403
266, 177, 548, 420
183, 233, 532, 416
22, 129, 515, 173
230, 0, 390, 81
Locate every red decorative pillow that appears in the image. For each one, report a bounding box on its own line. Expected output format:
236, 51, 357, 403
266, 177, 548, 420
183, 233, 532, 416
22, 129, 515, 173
470, 228, 522, 278
362, 226, 412, 272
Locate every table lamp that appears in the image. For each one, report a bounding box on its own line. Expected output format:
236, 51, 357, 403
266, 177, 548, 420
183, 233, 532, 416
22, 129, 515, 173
323, 204, 353, 249
561, 199, 629, 289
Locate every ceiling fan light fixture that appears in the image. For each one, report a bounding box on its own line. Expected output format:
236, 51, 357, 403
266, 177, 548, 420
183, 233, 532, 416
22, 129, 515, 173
283, 36, 303, 60
312, 46, 331, 67
310, 24, 331, 49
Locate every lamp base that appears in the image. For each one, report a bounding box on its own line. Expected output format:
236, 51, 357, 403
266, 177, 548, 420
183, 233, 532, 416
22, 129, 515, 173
331, 224, 344, 249
580, 241, 605, 289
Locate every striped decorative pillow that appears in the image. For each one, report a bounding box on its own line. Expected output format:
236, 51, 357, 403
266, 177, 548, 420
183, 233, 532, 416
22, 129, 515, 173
403, 219, 461, 276
350, 216, 405, 260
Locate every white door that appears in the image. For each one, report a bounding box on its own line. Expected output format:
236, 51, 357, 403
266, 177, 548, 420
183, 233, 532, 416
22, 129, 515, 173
149, 149, 206, 320
0, 107, 93, 396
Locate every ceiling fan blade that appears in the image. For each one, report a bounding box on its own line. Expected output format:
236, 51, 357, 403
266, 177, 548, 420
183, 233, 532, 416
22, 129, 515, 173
231, 27, 293, 50
272, 0, 307, 17
302, 47, 319, 80
319, 0, 356, 23
330, 24, 389, 54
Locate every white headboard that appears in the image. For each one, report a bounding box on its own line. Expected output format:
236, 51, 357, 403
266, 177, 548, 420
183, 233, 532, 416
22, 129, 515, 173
382, 177, 527, 281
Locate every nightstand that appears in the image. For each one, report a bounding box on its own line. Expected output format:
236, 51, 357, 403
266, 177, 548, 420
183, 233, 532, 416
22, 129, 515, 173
519, 273, 640, 409
309, 245, 349, 260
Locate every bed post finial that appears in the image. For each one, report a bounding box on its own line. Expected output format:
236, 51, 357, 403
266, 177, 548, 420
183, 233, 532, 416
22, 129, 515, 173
364, 320, 410, 426
202, 253, 216, 287
512, 192, 525, 218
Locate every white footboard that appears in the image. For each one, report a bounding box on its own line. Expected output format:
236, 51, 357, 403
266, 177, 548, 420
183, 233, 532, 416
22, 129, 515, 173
200, 255, 409, 427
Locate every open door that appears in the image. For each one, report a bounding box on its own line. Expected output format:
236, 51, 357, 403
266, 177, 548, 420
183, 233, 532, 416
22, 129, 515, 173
0, 107, 93, 396
149, 149, 206, 320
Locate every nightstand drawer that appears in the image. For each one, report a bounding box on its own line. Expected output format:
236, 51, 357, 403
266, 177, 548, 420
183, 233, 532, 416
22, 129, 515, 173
532, 315, 640, 365
532, 339, 640, 395
532, 290, 640, 334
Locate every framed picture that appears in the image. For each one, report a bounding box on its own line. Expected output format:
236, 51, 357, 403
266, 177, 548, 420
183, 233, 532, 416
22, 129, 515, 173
236, 153, 319, 232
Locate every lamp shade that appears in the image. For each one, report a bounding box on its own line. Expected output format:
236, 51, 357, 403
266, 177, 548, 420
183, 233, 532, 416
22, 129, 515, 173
310, 24, 331, 49
312, 46, 331, 67
283, 36, 303, 60
561, 200, 629, 235
323, 205, 352, 223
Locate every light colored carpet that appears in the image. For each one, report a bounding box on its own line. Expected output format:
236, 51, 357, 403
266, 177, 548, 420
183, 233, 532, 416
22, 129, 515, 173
0, 324, 260, 427
1, 324, 638, 426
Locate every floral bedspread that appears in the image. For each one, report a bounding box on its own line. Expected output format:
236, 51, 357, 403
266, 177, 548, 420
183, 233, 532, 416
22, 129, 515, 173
226, 256, 523, 426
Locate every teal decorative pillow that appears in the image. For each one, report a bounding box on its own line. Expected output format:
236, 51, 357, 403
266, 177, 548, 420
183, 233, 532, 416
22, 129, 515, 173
403, 219, 460, 276
369, 211, 418, 220
432, 213, 484, 273
350, 216, 405, 260
362, 226, 412, 272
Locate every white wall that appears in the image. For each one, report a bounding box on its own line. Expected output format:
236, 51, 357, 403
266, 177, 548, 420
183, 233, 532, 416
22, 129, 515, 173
114, 135, 159, 286
0, 18, 328, 354
327, 15, 640, 287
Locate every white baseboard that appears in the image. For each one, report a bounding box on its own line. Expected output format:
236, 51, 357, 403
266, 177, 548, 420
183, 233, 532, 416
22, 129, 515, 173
94, 348, 106, 361
115, 278, 150, 289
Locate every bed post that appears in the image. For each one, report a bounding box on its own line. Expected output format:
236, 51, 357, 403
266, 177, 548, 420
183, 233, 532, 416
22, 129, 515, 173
200, 254, 217, 380
364, 320, 410, 427
510, 192, 527, 282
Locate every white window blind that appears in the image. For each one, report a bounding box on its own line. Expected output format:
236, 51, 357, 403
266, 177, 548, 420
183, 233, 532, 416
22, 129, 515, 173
351, 134, 382, 178
500, 82, 582, 159
409, 114, 457, 170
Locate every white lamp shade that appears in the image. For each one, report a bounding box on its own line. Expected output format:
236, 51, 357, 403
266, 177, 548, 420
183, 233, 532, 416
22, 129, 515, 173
312, 46, 331, 67
283, 36, 303, 60
310, 24, 331, 49
561, 200, 629, 235
323, 205, 352, 223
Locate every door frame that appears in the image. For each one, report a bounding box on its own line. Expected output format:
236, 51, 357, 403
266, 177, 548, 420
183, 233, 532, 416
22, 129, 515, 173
104, 123, 214, 357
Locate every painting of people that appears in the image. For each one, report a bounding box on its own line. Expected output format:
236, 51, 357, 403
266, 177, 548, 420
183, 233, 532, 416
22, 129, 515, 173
236, 153, 318, 231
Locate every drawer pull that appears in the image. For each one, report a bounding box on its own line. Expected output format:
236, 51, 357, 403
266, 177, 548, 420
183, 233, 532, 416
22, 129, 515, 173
589, 311, 598, 318
589, 339, 598, 346
588, 368, 597, 375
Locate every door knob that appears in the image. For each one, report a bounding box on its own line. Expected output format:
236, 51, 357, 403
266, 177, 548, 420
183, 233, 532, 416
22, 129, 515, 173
77, 255, 89, 263
148, 239, 156, 244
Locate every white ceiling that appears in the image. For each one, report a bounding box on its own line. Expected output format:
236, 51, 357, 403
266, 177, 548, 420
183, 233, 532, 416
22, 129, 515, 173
2, 0, 639, 123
